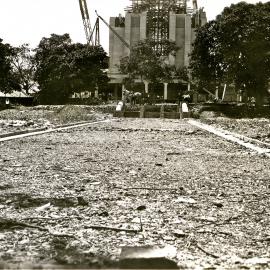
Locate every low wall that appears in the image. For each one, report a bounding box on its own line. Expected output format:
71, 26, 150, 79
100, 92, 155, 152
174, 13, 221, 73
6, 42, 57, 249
113, 104, 187, 119
194, 103, 270, 118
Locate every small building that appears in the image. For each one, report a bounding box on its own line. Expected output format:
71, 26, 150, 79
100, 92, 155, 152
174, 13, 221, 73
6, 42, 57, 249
0, 91, 34, 107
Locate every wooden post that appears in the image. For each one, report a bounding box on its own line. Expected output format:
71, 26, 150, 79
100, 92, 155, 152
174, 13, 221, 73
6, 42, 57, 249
163, 83, 168, 100
95, 86, 99, 98
160, 105, 165, 118
179, 102, 183, 119
215, 86, 219, 100
122, 84, 125, 100
176, 105, 180, 119
222, 84, 227, 101
140, 105, 145, 118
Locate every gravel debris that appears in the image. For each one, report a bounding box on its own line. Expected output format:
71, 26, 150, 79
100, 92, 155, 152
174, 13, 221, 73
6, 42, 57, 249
0, 107, 269, 269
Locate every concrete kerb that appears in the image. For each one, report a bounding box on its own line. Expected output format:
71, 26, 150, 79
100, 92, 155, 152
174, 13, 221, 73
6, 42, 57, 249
188, 119, 270, 158
0, 119, 112, 142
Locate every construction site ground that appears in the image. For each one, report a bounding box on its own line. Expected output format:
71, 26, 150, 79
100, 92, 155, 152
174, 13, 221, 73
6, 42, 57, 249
0, 105, 269, 269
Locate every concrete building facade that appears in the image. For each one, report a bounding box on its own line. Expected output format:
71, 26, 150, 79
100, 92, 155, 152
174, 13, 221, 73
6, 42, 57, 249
108, 0, 207, 100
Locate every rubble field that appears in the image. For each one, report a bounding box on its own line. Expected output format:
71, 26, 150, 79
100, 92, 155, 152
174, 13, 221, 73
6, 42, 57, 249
0, 106, 269, 269
201, 117, 270, 144
0, 105, 113, 134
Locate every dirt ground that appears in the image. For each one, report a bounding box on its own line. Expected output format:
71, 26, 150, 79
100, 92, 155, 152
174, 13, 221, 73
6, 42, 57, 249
0, 106, 269, 269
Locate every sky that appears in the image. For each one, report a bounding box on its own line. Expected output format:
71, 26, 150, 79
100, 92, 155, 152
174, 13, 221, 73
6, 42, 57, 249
0, 0, 268, 53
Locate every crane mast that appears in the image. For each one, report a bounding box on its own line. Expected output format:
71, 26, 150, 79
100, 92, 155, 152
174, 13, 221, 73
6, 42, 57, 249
78, 0, 93, 45
78, 0, 100, 46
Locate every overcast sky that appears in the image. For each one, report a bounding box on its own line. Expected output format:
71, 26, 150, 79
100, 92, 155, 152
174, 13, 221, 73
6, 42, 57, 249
0, 0, 267, 52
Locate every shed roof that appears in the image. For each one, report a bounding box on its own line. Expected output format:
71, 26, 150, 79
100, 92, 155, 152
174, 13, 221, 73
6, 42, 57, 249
0, 91, 31, 98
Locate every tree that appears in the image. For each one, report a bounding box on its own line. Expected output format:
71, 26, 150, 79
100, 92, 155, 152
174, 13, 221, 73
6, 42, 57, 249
34, 33, 109, 104
190, 2, 270, 105
11, 44, 37, 94
119, 39, 186, 89
189, 20, 225, 92
0, 39, 20, 93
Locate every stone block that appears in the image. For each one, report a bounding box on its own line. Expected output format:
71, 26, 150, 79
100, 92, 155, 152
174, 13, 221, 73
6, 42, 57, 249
119, 246, 178, 269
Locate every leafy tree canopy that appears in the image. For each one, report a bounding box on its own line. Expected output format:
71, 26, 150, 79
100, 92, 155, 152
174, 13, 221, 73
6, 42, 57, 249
119, 39, 187, 89
11, 44, 37, 94
189, 1, 270, 104
0, 39, 21, 93
34, 33, 109, 104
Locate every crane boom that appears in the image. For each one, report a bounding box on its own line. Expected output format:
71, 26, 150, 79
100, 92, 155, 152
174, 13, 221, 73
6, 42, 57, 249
89, 18, 100, 46
95, 10, 130, 49
78, 0, 94, 45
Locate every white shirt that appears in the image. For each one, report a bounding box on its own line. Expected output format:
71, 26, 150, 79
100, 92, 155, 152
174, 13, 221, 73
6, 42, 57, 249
182, 102, 189, 113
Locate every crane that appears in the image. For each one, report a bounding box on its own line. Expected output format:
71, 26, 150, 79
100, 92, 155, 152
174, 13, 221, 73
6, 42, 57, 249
78, 0, 100, 46
95, 10, 130, 49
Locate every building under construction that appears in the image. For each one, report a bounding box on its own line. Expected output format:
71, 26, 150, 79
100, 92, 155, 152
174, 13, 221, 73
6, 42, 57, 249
108, 0, 207, 100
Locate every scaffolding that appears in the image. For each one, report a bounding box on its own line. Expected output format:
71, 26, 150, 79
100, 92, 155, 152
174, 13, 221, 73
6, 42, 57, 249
126, 0, 197, 54
126, 0, 188, 14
